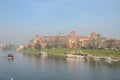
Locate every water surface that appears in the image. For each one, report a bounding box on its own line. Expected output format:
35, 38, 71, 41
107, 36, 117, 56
0, 50, 120, 80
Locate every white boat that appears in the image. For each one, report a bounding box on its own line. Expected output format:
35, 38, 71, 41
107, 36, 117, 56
92, 56, 100, 60
65, 54, 85, 59
41, 51, 48, 56
105, 57, 120, 62
110, 57, 119, 62
76, 55, 85, 59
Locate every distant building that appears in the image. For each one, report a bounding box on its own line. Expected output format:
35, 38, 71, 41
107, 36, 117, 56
23, 30, 120, 50
0, 43, 8, 49
77, 36, 90, 48
67, 31, 77, 48
16, 45, 25, 51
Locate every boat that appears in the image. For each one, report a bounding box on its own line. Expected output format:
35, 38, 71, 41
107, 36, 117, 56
8, 54, 14, 57
65, 54, 85, 59
7, 54, 14, 60
76, 55, 85, 59
103, 56, 120, 62
108, 57, 119, 62
41, 51, 48, 56
92, 56, 100, 60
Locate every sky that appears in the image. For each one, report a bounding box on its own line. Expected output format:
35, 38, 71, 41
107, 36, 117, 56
0, 0, 120, 44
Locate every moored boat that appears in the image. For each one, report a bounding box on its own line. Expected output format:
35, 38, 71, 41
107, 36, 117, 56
65, 54, 85, 59
92, 56, 101, 60
41, 51, 48, 56
108, 57, 120, 62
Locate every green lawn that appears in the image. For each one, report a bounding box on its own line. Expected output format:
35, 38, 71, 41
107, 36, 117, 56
81, 49, 120, 57
19, 48, 41, 54
19, 48, 120, 57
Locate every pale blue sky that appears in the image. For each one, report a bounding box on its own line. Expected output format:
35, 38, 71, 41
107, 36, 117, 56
0, 0, 120, 44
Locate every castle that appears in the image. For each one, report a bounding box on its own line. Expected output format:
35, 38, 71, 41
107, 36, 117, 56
25, 31, 100, 49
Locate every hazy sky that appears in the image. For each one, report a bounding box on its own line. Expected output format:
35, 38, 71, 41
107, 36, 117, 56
0, 0, 120, 44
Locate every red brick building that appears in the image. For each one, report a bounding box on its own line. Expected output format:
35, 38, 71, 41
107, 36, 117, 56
26, 31, 91, 49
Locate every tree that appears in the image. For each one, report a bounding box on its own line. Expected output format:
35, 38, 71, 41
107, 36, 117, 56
34, 43, 41, 50
90, 33, 102, 50
106, 39, 113, 49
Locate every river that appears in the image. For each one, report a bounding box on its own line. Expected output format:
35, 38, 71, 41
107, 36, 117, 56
0, 50, 120, 80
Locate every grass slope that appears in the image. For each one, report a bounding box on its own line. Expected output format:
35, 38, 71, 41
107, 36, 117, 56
19, 48, 120, 57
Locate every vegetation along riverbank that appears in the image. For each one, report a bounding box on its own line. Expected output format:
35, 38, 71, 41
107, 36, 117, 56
19, 48, 120, 57
17, 30, 120, 59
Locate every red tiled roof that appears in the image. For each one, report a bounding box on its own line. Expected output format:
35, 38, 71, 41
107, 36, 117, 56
42, 36, 66, 39
58, 36, 66, 38
42, 36, 48, 38
71, 30, 76, 33
77, 36, 90, 39
35, 35, 40, 37
114, 39, 120, 42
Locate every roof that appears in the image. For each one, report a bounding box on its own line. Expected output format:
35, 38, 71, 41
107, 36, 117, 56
42, 36, 66, 39
77, 36, 90, 39
71, 30, 76, 33
35, 35, 40, 37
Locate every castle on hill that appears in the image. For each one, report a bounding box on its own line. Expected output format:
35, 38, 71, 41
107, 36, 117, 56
24, 31, 103, 49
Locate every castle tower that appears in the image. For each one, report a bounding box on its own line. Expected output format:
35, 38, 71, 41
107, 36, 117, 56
34, 35, 40, 43
70, 30, 76, 42
90, 32, 97, 40
67, 30, 77, 48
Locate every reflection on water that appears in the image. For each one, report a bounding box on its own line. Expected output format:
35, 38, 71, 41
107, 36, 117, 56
0, 50, 120, 80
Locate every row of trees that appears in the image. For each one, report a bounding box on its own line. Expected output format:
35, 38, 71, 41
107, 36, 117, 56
83, 36, 120, 50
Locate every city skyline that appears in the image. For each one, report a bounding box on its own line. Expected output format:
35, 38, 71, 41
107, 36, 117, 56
0, 0, 120, 44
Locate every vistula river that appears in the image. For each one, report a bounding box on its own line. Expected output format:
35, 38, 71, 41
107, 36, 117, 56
0, 50, 120, 80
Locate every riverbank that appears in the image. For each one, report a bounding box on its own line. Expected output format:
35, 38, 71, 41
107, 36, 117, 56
82, 50, 120, 57
19, 48, 79, 56
18, 48, 120, 57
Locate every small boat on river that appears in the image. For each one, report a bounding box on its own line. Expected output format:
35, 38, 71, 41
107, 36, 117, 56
7, 54, 14, 60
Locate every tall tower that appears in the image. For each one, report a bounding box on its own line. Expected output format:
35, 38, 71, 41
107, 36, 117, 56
70, 30, 76, 41
90, 32, 97, 40
67, 30, 77, 48
34, 35, 40, 43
